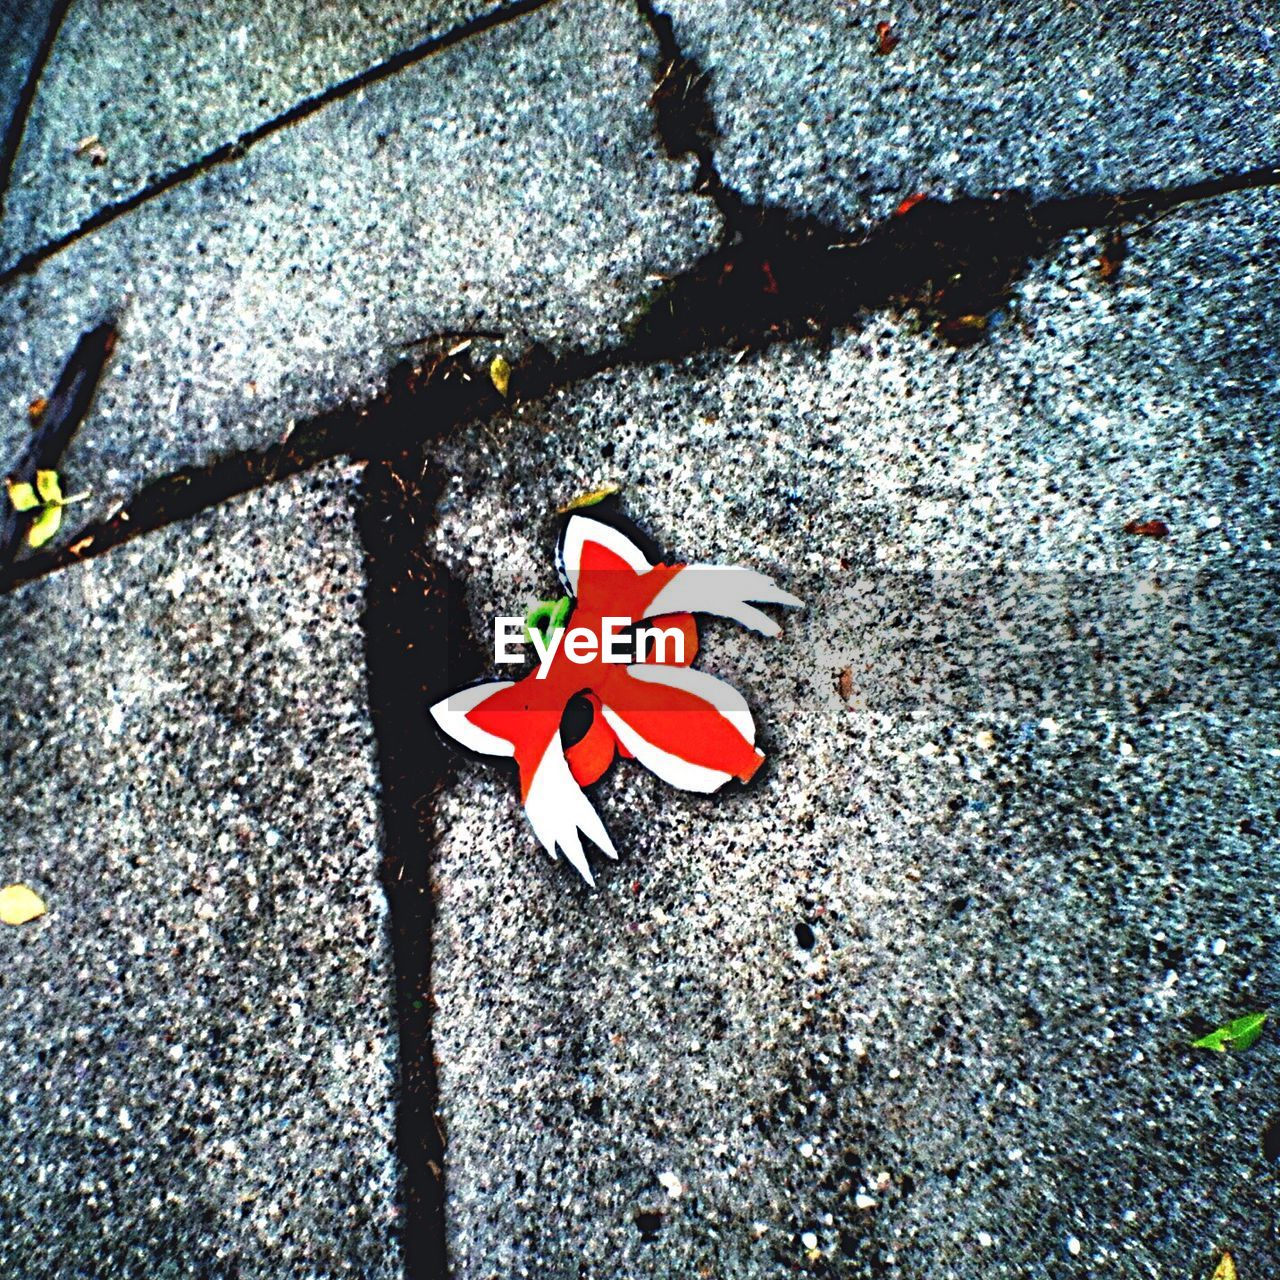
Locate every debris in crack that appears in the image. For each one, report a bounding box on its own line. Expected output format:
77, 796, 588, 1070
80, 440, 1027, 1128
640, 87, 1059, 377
8, 152, 1278, 592
633, 0, 1280, 351
1, 342, 510, 590
636, 0, 744, 230
1, 318, 115, 582
356, 448, 482, 1280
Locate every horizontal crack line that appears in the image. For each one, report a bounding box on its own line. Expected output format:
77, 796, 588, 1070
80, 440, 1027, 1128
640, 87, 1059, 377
0, 0, 559, 288
4, 155, 1275, 597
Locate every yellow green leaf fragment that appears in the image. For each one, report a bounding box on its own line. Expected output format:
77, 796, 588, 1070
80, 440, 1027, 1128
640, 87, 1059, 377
26, 502, 63, 548
35, 469, 63, 504
6, 479, 38, 512
558, 483, 621, 513
1211, 1250, 1236, 1280
1191, 1012, 1268, 1053
0, 883, 48, 926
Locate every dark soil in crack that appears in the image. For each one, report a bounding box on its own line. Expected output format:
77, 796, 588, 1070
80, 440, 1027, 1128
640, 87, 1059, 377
356, 447, 483, 1280
8, 153, 1279, 594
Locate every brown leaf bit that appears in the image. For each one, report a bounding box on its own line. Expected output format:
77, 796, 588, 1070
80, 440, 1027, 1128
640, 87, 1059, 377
1098, 230, 1127, 282
837, 667, 853, 702
1123, 518, 1169, 539
760, 259, 780, 296
874, 21, 900, 55
27, 396, 48, 422
937, 313, 988, 347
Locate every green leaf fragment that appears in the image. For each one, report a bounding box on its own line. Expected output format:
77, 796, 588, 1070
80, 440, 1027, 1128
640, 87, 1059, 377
26, 503, 62, 548
1191, 1011, 1268, 1053
6, 479, 38, 511
524, 596, 571, 645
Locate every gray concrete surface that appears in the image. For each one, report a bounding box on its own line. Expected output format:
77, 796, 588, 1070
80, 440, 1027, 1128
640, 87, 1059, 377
0, 464, 402, 1278
658, 0, 1280, 228
426, 189, 1280, 1278
0, 0, 717, 547
2, 0, 1279, 1277
0, 0, 533, 262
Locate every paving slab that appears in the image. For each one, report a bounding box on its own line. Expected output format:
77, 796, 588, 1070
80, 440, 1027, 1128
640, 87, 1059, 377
0, 463, 402, 1278
0, 0, 535, 261
0, 0, 718, 544
656, 0, 1280, 228
425, 190, 1280, 1277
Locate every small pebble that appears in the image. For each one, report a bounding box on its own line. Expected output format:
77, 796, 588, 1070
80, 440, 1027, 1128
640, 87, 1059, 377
1067, 1236, 1082, 1257
800, 1231, 818, 1250
1213, 938, 1227, 956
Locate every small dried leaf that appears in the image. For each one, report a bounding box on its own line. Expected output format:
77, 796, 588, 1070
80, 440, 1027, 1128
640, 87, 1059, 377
1211, 1251, 1237, 1280
1192, 1011, 1268, 1053
74, 134, 100, 154
558, 483, 620, 513
7, 479, 39, 512
26, 502, 62, 548
0, 883, 47, 926
35, 469, 63, 504
1098, 231, 1127, 282
874, 20, 900, 54
489, 354, 511, 397
1124, 518, 1169, 538
28, 396, 48, 421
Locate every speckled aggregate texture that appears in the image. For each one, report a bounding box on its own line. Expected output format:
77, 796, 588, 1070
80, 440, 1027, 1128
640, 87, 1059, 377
0, 464, 402, 1278
0, 0, 717, 541
426, 191, 1280, 1277
657, 0, 1280, 228
0, 0, 532, 261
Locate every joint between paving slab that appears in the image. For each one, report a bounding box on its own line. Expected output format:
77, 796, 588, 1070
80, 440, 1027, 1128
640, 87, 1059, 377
0, 0, 561, 287
634, 0, 746, 236
356, 451, 485, 1280
0, 0, 74, 226
6, 165, 1280, 594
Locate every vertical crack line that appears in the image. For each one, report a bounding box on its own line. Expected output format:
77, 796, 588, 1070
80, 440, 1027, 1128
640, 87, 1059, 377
0, 0, 560, 286
357, 449, 482, 1280
0, 0, 74, 222
634, 0, 745, 234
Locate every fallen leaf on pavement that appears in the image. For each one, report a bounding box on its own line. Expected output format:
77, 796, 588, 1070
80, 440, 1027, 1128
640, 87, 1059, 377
1192, 1012, 1268, 1053
1211, 1251, 1236, 1280
0, 883, 48, 926
1124, 519, 1169, 538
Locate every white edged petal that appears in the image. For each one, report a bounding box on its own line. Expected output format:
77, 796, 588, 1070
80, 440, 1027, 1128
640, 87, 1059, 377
600, 665, 759, 794
524, 734, 617, 885
557, 514, 651, 597
644, 564, 802, 635
429, 681, 516, 757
